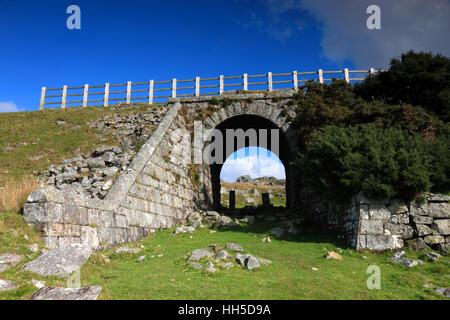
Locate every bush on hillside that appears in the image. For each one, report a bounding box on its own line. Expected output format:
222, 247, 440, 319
293, 124, 437, 201
291, 79, 440, 152
354, 50, 450, 121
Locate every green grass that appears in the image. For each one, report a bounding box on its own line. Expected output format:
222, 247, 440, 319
0, 211, 449, 300
81, 220, 449, 300
0, 104, 164, 185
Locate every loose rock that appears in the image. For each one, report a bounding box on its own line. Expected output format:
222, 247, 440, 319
22, 243, 92, 277
226, 242, 243, 252
30, 286, 102, 300
0, 279, 16, 292
188, 249, 213, 261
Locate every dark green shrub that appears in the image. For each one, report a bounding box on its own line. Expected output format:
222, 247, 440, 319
291, 79, 440, 152
293, 124, 434, 201
427, 125, 450, 192
354, 51, 450, 121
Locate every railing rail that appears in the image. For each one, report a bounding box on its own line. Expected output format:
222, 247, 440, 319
39, 68, 383, 110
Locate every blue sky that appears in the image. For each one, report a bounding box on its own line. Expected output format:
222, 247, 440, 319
220, 147, 285, 182
1, 0, 449, 112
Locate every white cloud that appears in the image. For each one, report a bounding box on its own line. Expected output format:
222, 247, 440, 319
299, 0, 450, 68
250, 0, 450, 67
220, 148, 286, 182
0, 101, 20, 113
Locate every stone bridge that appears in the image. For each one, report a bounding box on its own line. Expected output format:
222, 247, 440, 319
23, 90, 450, 252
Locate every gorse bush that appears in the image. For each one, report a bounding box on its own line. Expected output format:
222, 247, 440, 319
290, 53, 450, 201
291, 79, 441, 152
294, 124, 434, 201
354, 51, 450, 122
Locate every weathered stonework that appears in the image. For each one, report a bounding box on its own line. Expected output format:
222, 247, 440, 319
24, 102, 195, 249
301, 190, 450, 251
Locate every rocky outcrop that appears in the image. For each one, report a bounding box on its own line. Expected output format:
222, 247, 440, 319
37, 105, 166, 200
22, 243, 92, 277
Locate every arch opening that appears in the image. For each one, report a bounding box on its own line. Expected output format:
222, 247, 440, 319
219, 146, 287, 210
203, 114, 294, 212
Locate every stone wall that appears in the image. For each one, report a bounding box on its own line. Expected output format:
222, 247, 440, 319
23, 102, 196, 250
302, 190, 450, 252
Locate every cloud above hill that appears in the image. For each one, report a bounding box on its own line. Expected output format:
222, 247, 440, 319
251, 0, 450, 67
0, 101, 20, 113
220, 147, 286, 182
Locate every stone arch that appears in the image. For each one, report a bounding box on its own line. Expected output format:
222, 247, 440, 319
193, 99, 298, 211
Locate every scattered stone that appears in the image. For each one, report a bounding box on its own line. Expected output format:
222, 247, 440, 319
30, 280, 46, 289
30, 286, 102, 300
235, 254, 251, 265
0, 265, 9, 273
214, 250, 228, 261
208, 244, 223, 252
270, 227, 285, 238
419, 252, 441, 263
387, 251, 424, 268
0, 279, 16, 291
157, 253, 163, 258
433, 287, 450, 298
311, 267, 319, 271
325, 251, 342, 260
219, 262, 234, 268
226, 242, 244, 252
188, 262, 203, 269
136, 255, 146, 263
188, 249, 213, 261
206, 261, 214, 268
22, 243, 92, 277
174, 226, 196, 235
205, 267, 217, 273
246, 255, 261, 270
0, 253, 22, 266
27, 243, 39, 253
262, 237, 272, 243
115, 246, 141, 254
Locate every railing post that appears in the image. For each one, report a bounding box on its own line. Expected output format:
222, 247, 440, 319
344, 68, 350, 83
104, 83, 110, 107
39, 87, 46, 110
370, 67, 375, 75
293, 71, 298, 90
172, 78, 177, 98
318, 69, 323, 84
126, 81, 131, 104
149, 80, 154, 104
268, 72, 273, 92
195, 77, 200, 97
243, 73, 248, 91
61, 85, 67, 109
219, 75, 224, 95
82, 84, 89, 108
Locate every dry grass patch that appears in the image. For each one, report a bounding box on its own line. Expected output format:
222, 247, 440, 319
0, 175, 41, 214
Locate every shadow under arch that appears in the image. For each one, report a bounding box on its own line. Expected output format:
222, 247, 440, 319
205, 114, 294, 211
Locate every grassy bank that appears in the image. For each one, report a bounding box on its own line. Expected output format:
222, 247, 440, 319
1, 210, 448, 300
0, 104, 162, 185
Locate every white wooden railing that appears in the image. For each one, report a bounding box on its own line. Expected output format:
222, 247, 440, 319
39, 68, 383, 110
